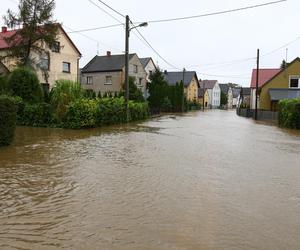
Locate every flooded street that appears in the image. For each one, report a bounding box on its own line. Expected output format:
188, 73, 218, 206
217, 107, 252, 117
0, 110, 300, 250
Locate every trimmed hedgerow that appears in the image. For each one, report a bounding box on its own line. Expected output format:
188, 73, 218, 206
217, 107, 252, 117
20, 102, 53, 127
278, 98, 300, 129
0, 95, 17, 146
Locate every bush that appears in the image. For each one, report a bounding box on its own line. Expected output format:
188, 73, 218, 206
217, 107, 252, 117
0, 75, 10, 95
8, 67, 43, 103
0, 95, 17, 146
20, 102, 53, 127
50, 80, 85, 122
96, 97, 127, 125
278, 98, 300, 129
63, 99, 98, 129
129, 101, 149, 121
187, 100, 202, 111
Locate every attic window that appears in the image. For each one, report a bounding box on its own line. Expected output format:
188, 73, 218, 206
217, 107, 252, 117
290, 77, 300, 88
51, 41, 60, 53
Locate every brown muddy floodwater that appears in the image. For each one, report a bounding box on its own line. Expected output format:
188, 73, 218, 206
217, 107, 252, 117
0, 110, 300, 250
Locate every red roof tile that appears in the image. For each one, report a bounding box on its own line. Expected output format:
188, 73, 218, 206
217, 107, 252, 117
250, 69, 281, 89
0, 30, 18, 50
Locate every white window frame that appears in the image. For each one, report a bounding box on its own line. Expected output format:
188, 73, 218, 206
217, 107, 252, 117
87, 76, 93, 85
105, 75, 112, 85
62, 62, 71, 73
289, 76, 300, 89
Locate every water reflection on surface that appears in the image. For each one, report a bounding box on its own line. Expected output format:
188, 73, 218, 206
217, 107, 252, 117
0, 111, 300, 250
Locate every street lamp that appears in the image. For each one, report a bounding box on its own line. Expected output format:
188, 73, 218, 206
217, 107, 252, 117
125, 15, 148, 122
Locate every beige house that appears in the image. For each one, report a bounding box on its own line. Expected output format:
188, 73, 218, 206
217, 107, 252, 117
81, 52, 147, 98
163, 71, 200, 102
0, 24, 82, 90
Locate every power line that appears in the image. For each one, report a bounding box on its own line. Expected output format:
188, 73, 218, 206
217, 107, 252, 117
87, 0, 124, 25
95, 0, 125, 18
68, 23, 123, 33
130, 20, 180, 70
136, 0, 287, 24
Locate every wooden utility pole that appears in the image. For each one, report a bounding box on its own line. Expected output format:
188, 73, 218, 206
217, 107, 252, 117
182, 68, 186, 112
125, 15, 130, 122
255, 49, 260, 120
202, 81, 205, 112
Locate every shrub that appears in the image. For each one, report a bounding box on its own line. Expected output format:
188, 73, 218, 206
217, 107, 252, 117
129, 101, 149, 121
20, 102, 53, 127
0, 95, 17, 146
8, 67, 43, 103
63, 99, 98, 129
0, 75, 10, 95
96, 97, 127, 125
50, 80, 85, 122
278, 98, 300, 129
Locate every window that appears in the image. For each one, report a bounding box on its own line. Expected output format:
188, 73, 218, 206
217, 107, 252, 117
138, 78, 143, 86
105, 75, 112, 85
39, 55, 50, 70
63, 62, 71, 73
133, 65, 138, 73
290, 77, 300, 88
51, 41, 60, 53
87, 76, 93, 85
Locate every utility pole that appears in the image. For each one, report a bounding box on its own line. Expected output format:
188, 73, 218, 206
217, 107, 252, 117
182, 68, 186, 112
255, 49, 260, 120
202, 81, 205, 112
125, 15, 130, 122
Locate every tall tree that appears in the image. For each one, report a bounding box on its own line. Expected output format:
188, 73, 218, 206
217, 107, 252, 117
3, 0, 58, 67
280, 60, 287, 70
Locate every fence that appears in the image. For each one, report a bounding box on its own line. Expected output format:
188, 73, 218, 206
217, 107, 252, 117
237, 109, 278, 123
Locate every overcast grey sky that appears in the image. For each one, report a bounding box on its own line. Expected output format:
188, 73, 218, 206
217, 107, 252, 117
1, 0, 300, 86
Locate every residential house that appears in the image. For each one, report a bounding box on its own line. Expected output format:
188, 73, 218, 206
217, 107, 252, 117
232, 88, 241, 108
198, 88, 209, 108
0, 24, 82, 90
140, 57, 156, 82
140, 57, 156, 99
199, 80, 221, 108
238, 87, 251, 107
250, 68, 281, 109
219, 83, 233, 109
163, 71, 200, 102
81, 52, 147, 98
256, 57, 300, 111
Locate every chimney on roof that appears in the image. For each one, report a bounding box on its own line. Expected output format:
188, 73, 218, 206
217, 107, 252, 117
164, 70, 168, 75
106, 51, 111, 57
1, 26, 8, 33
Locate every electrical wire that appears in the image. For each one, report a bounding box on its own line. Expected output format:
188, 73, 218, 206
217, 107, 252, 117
95, 0, 125, 18
136, 0, 287, 24
68, 24, 123, 33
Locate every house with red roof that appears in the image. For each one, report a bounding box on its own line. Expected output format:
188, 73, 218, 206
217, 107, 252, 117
0, 24, 81, 90
250, 58, 300, 111
250, 68, 281, 109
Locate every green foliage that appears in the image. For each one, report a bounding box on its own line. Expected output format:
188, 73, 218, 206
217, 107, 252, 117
96, 97, 127, 125
0, 95, 17, 146
161, 96, 172, 111
124, 76, 144, 102
85, 89, 96, 99
8, 67, 43, 103
221, 91, 228, 106
50, 80, 85, 122
3, 0, 58, 67
278, 98, 300, 129
0, 75, 10, 95
240, 103, 250, 109
187, 100, 202, 111
128, 101, 149, 121
63, 99, 98, 129
97, 91, 102, 98
20, 102, 53, 127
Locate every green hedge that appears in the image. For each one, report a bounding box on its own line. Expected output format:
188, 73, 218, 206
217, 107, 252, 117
0, 95, 17, 146
63, 97, 149, 129
20, 102, 53, 127
278, 98, 300, 129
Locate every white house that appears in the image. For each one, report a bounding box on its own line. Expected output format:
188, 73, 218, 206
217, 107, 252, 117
140, 57, 156, 99
200, 80, 221, 108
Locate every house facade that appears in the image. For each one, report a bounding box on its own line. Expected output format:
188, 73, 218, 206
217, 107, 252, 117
198, 88, 209, 108
81, 52, 147, 98
259, 58, 300, 111
163, 71, 200, 102
140, 57, 156, 82
0, 24, 82, 90
199, 80, 221, 108
219, 83, 234, 109
249, 68, 281, 109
